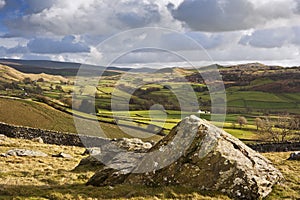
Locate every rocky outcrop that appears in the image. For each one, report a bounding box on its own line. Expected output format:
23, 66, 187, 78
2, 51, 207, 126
1, 149, 48, 157
86, 116, 283, 200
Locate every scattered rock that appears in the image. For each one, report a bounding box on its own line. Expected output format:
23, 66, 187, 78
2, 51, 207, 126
32, 137, 44, 143
52, 152, 73, 159
82, 147, 101, 156
3, 149, 48, 157
288, 152, 300, 160
86, 116, 283, 200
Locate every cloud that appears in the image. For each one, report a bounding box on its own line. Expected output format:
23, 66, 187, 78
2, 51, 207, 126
6, 45, 29, 54
292, 26, 300, 45
169, 0, 298, 32
0, 45, 28, 57
0, 0, 5, 9
27, 35, 90, 54
239, 27, 300, 48
294, 0, 300, 13
116, 2, 161, 28
5, 0, 176, 36
239, 28, 291, 48
159, 32, 223, 51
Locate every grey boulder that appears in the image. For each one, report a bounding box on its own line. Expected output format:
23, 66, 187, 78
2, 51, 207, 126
86, 116, 283, 200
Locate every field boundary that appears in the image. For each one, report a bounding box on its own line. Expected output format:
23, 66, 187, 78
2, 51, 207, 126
0, 122, 299, 152
0, 122, 110, 148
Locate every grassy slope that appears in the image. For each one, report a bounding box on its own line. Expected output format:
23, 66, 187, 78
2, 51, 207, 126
0, 98, 161, 141
0, 136, 298, 200
0, 97, 77, 133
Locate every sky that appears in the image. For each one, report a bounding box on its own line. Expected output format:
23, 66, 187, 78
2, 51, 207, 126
0, 0, 300, 67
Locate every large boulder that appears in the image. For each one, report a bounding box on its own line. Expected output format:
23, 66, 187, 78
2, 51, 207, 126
86, 116, 283, 199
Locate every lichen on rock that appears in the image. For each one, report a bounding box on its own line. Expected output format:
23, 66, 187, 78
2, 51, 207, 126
82, 116, 283, 200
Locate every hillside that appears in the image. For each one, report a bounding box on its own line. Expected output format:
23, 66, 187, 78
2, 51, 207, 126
0, 59, 128, 76
0, 64, 68, 83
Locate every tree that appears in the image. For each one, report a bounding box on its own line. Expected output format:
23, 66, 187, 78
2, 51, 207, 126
255, 117, 264, 131
61, 98, 72, 108
37, 78, 44, 82
23, 77, 32, 84
260, 115, 300, 142
237, 116, 248, 129
55, 85, 63, 92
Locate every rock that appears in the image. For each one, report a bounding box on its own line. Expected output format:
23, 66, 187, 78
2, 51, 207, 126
0, 134, 6, 139
0, 153, 8, 157
74, 138, 152, 171
114, 138, 152, 152
52, 152, 73, 159
288, 152, 300, 160
82, 147, 101, 156
4, 149, 48, 157
32, 137, 44, 143
86, 116, 283, 200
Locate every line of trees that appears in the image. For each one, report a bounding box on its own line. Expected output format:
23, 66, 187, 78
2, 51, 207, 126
235, 114, 300, 142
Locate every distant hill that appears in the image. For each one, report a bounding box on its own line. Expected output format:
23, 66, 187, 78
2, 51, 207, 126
187, 63, 300, 93
0, 64, 68, 83
0, 59, 153, 76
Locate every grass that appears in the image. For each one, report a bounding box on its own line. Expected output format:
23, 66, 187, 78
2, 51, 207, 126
0, 98, 162, 141
0, 136, 298, 199
0, 97, 76, 133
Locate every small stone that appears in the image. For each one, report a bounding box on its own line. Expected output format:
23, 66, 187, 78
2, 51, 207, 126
52, 152, 73, 159
0, 153, 8, 157
108, 186, 114, 190
32, 137, 44, 143
82, 148, 101, 156
0, 134, 6, 139
287, 152, 300, 161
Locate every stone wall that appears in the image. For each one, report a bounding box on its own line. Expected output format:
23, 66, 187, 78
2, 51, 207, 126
0, 122, 109, 148
248, 142, 300, 153
0, 122, 299, 152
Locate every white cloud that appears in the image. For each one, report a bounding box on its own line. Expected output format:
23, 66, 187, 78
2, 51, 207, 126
1, 0, 300, 66
0, 0, 5, 9
7, 0, 180, 36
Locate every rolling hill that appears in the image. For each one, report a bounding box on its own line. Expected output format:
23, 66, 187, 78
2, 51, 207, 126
0, 64, 68, 83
